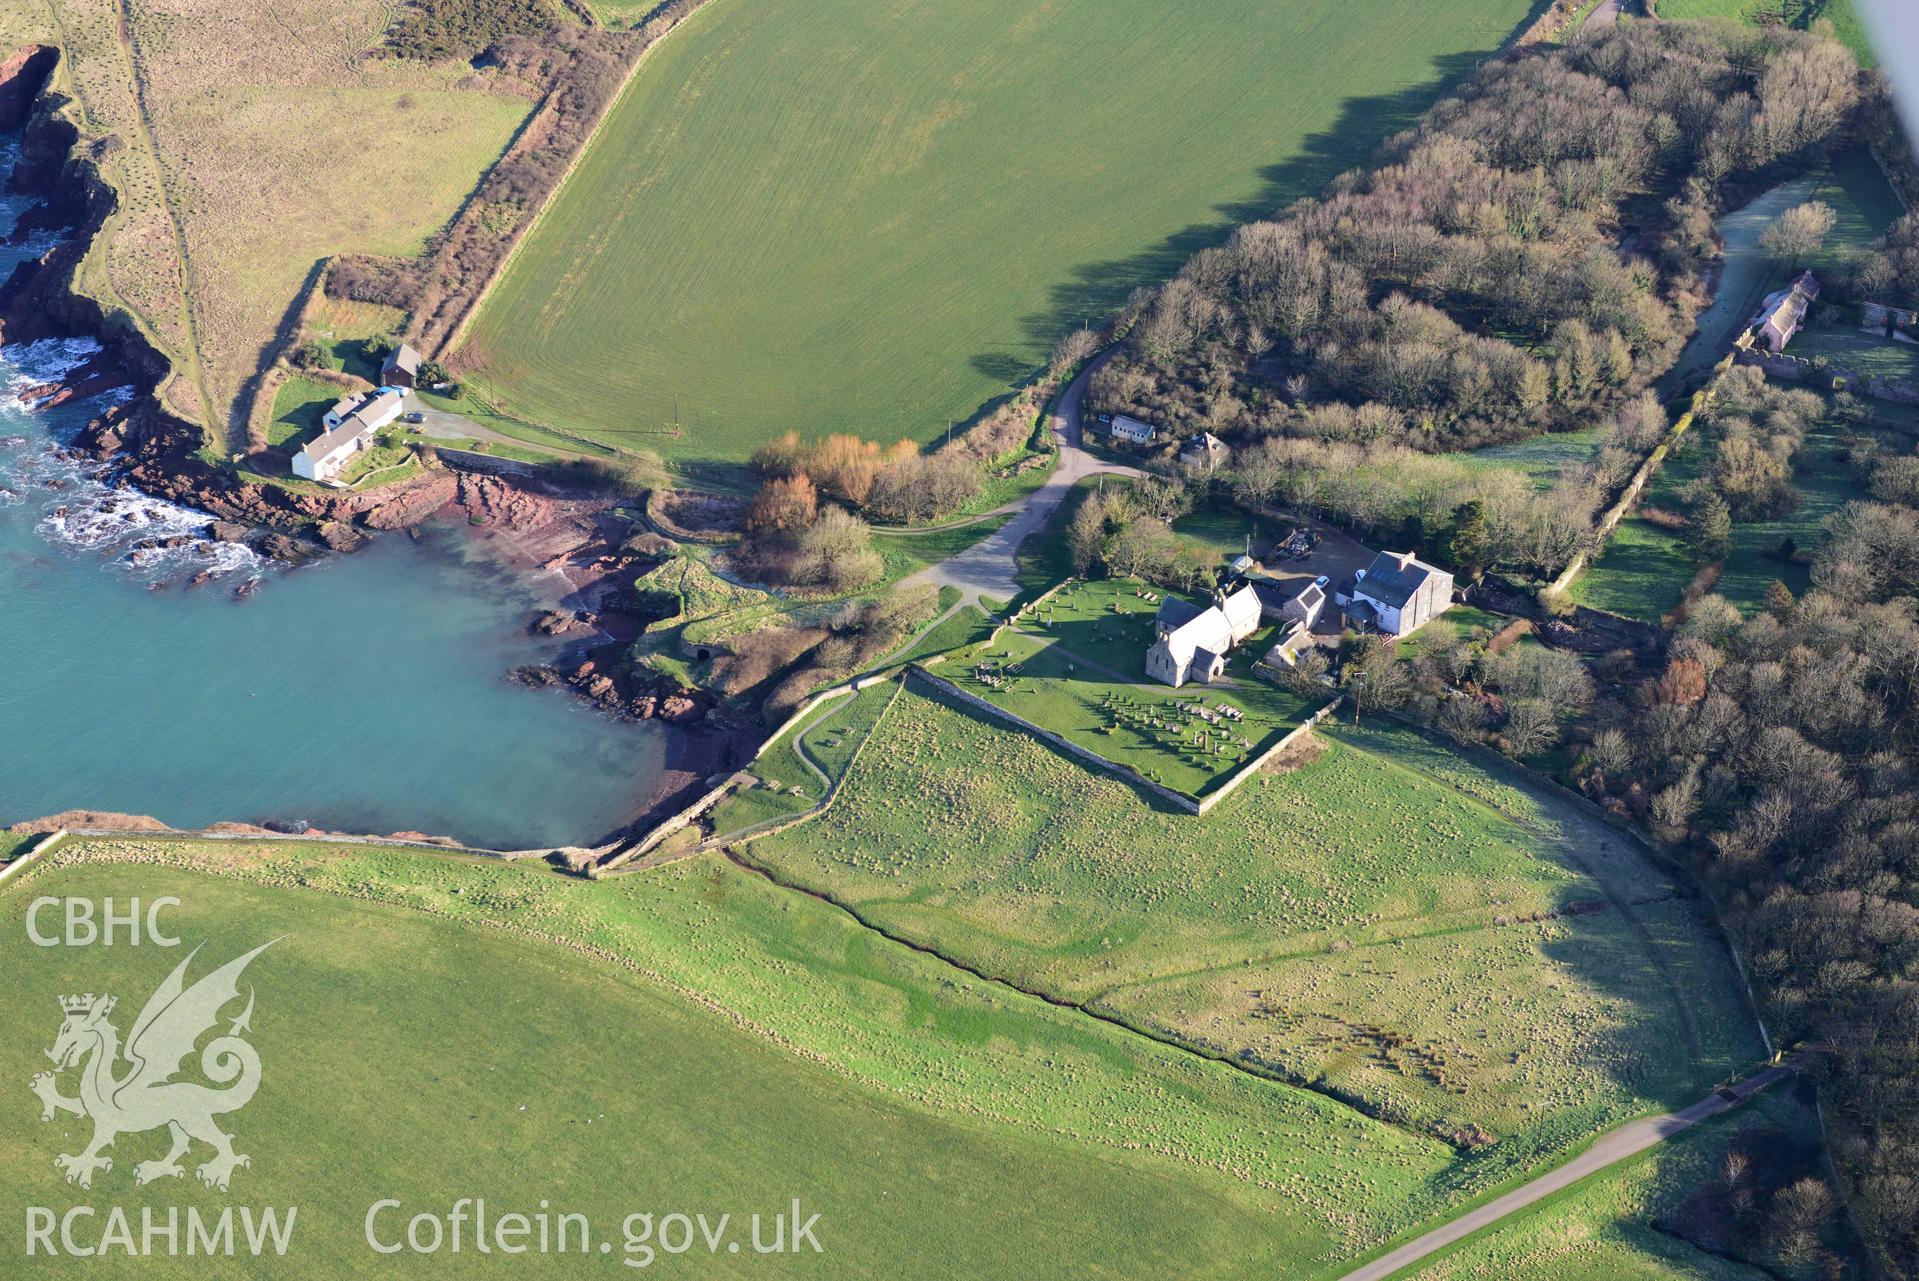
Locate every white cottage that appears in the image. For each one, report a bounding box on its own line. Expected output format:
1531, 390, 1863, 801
321, 388, 402, 433
1339, 551, 1453, 639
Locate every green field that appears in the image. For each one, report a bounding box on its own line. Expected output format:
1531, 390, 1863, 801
1807, 147, 1907, 261
266, 376, 340, 449
3, 836, 1505, 1277
460, 0, 1536, 463
1653, 0, 1873, 64
744, 686, 1765, 1161
1447, 429, 1606, 491
1788, 326, 1919, 382
1572, 424, 1855, 619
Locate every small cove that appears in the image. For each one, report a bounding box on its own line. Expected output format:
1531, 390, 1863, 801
0, 133, 665, 850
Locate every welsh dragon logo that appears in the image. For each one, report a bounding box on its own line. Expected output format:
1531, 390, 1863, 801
30, 941, 277, 1192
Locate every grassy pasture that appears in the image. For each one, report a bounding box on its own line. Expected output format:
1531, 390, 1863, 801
39, 0, 530, 446
1571, 424, 1855, 619
745, 686, 1763, 1159
266, 375, 341, 448
1652, 0, 1873, 64
460, 0, 1537, 463
1447, 428, 1606, 491
2, 836, 1483, 1276
1789, 325, 1919, 382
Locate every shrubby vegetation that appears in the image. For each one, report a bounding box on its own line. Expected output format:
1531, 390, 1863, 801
713, 587, 939, 720
385, 0, 558, 62
1066, 479, 1216, 589
1090, 23, 1861, 451
1600, 571, 1919, 1274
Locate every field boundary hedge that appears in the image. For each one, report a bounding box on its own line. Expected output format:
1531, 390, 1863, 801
1548, 362, 1725, 596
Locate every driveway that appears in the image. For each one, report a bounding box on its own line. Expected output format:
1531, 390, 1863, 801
1336, 1059, 1801, 1281
398, 392, 583, 458
1240, 507, 1376, 636
1584, 0, 1628, 27
906, 349, 1142, 606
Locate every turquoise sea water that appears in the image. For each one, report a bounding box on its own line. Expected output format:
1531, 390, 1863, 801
0, 138, 664, 849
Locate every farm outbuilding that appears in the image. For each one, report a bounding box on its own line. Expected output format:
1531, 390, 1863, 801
381, 342, 423, 389
1108, 415, 1158, 447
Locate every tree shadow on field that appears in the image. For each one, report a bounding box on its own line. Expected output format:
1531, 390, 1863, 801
1021, 46, 1504, 351
954, 12, 1556, 429
1313, 716, 1772, 1200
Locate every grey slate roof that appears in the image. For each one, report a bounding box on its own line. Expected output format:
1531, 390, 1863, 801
383, 343, 422, 378
1355, 551, 1441, 610
1156, 597, 1206, 630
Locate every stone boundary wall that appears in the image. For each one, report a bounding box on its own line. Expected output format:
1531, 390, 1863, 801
1735, 347, 1919, 405
1549, 373, 1717, 595
603, 669, 907, 869
909, 666, 1202, 812
435, 447, 542, 480
0, 830, 64, 889
1195, 697, 1342, 814
604, 683, 861, 869
910, 665, 1339, 817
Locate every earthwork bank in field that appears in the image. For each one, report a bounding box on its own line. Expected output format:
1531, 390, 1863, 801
4, 837, 1462, 1277
460, 0, 1537, 464
742, 683, 1765, 1162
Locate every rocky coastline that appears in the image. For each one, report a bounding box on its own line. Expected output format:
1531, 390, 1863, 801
0, 42, 757, 853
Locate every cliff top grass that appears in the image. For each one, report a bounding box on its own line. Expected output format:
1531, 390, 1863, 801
37, 0, 532, 450
3, 835, 1488, 1276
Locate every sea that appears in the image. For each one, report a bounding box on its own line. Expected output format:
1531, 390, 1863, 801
0, 131, 665, 850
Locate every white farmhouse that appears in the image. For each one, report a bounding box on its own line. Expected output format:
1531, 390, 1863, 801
321, 388, 402, 433
294, 389, 402, 483
1336, 550, 1453, 639
1108, 415, 1158, 447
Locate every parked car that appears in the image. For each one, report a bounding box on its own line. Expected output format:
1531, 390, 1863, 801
403, 411, 426, 424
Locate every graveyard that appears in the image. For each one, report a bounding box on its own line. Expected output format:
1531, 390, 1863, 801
938, 577, 1328, 798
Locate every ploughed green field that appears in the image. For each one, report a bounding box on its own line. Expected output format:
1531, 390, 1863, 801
460, 0, 1536, 464
744, 685, 1766, 1164
6, 836, 1493, 1278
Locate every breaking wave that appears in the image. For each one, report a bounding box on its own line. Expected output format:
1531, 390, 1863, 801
0, 340, 264, 587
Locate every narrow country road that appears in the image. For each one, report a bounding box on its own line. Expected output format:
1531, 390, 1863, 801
1336, 1059, 1801, 1281
906, 349, 1141, 605
1584, 0, 1628, 28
